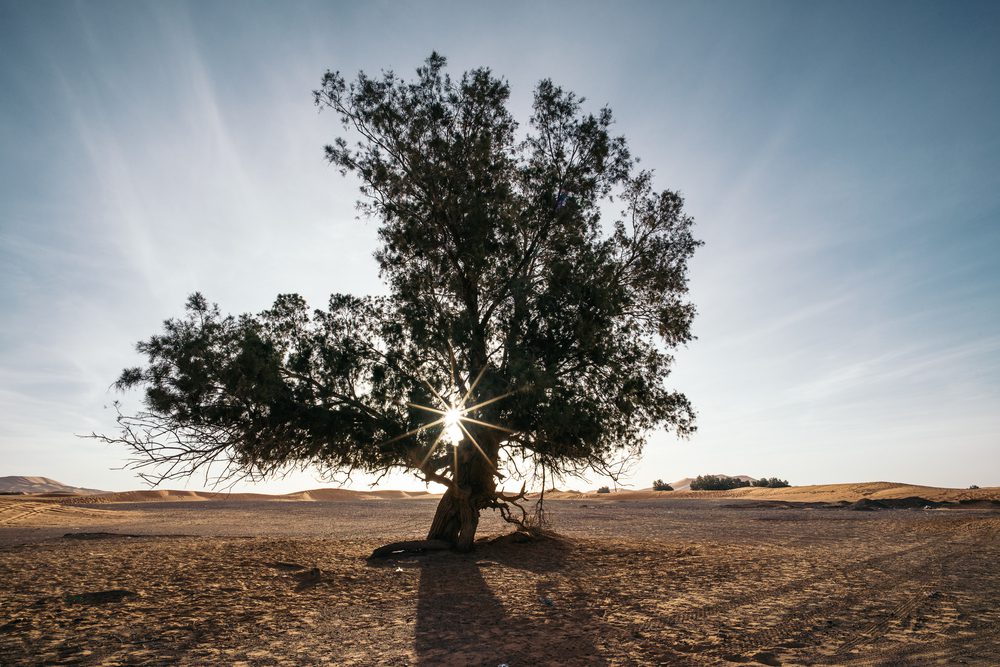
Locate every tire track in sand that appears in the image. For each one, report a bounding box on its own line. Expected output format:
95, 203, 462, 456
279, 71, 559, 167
832, 519, 1000, 665
0, 501, 55, 526
0, 499, 127, 527
658, 527, 958, 630
697, 518, 999, 663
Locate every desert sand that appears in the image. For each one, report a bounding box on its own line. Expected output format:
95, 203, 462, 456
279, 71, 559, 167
0, 476, 105, 495
543, 481, 1000, 503
1, 483, 999, 665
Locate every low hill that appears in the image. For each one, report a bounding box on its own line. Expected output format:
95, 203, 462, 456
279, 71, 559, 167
0, 476, 105, 495
8, 477, 995, 505
56, 487, 440, 504
693, 482, 1000, 503
578, 481, 1000, 503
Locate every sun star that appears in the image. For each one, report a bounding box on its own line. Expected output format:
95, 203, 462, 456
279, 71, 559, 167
379, 366, 519, 478
443, 407, 464, 445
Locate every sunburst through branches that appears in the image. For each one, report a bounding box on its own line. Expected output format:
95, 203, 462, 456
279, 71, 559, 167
381, 366, 517, 482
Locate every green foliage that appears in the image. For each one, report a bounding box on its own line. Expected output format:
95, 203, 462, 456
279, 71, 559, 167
652, 479, 673, 491
690, 475, 751, 491
102, 53, 701, 490
751, 477, 790, 488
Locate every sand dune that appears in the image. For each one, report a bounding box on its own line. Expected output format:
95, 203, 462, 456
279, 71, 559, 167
580, 481, 1000, 502
57, 489, 219, 504
10, 477, 998, 506
0, 476, 104, 495
531, 489, 586, 499
55, 487, 440, 505
280, 488, 435, 501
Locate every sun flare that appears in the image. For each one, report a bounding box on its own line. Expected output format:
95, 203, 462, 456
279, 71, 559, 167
383, 365, 520, 479
443, 407, 464, 445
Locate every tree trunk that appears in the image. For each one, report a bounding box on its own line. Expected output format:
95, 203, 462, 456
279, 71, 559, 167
426, 431, 498, 552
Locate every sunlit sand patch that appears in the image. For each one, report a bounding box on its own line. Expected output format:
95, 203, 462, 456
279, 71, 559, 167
0, 498, 130, 527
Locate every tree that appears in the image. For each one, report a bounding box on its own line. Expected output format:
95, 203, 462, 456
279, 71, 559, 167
652, 479, 673, 491
97, 53, 701, 552
751, 477, 790, 488
690, 475, 750, 491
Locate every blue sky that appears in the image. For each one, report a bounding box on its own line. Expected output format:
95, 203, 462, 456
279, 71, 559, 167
1, 1, 998, 492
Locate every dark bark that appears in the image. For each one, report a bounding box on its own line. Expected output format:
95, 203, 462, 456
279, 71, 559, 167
426, 429, 500, 551
368, 539, 452, 559
427, 487, 463, 545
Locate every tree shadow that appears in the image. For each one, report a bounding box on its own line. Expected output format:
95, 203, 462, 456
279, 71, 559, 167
407, 533, 609, 666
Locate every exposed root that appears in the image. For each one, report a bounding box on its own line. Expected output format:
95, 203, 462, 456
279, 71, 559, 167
527, 497, 551, 531
489, 482, 553, 540
368, 539, 452, 559
487, 526, 563, 545
490, 483, 529, 530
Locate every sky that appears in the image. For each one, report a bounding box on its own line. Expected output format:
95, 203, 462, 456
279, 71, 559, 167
1, 0, 998, 493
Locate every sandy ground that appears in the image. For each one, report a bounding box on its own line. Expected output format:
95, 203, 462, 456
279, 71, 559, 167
1, 493, 999, 666
547, 482, 1000, 503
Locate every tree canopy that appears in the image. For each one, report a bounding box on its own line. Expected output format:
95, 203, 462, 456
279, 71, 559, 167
100, 53, 701, 550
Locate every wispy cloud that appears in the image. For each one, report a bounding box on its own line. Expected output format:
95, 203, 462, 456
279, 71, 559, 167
1, 1, 998, 491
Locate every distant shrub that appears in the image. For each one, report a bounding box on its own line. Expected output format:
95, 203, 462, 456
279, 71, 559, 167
652, 479, 673, 491
596, 486, 611, 494
752, 477, 790, 488
969, 484, 980, 490
690, 475, 751, 491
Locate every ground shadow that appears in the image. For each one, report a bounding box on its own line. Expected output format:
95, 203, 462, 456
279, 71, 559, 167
406, 534, 608, 666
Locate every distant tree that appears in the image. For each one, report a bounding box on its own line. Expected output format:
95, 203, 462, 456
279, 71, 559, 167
95, 53, 700, 552
690, 475, 751, 491
751, 477, 790, 488
652, 479, 673, 491
969, 484, 980, 490
596, 486, 611, 494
